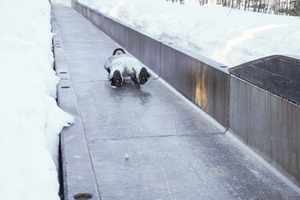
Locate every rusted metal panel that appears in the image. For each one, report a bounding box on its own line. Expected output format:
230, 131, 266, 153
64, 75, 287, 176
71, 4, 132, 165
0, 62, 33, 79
161, 42, 229, 127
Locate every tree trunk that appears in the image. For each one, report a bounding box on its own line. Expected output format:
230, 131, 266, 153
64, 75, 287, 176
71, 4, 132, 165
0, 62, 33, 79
296, 0, 299, 16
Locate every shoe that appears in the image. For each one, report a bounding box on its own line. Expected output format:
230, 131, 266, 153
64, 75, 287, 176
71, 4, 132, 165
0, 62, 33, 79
110, 79, 116, 88
113, 70, 122, 88
139, 67, 149, 85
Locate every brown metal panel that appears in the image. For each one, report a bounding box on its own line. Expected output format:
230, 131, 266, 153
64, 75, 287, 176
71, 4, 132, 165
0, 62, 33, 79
270, 94, 300, 183
160, 43, 197, 103
89, 7, 103, 30
100, 14, 114, 38
161, 42, 229, 127
229, 75, 300, 186
228, 76, 250, 143
110, 18, 131, 51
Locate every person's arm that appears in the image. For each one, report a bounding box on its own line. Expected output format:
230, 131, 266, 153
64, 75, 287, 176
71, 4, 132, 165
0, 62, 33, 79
104, 57, 112, 73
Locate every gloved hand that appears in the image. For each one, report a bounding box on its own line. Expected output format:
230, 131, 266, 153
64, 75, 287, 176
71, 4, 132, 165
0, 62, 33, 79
107, 68, 111, 73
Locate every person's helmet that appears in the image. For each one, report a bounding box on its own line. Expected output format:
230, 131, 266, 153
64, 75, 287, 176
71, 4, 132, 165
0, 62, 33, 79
113, 48, 125, 55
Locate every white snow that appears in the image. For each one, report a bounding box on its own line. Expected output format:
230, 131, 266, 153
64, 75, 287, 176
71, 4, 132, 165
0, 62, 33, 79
78, 0, 300, 67
51, 0, 72, 7
0, 0, 74, 200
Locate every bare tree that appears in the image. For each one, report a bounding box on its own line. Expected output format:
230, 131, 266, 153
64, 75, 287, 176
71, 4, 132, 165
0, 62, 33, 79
296, 0, 300, 15
166, 0, 300, 16
244, 0, 248, 10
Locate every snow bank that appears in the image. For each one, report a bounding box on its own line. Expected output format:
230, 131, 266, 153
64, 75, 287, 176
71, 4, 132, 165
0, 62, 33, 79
78, 0, 300, 67
51, 0, 72, 7
0, 0, 74, 199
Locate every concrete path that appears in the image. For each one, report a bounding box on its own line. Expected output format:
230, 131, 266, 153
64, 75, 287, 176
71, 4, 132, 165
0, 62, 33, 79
52, 5, 300, 200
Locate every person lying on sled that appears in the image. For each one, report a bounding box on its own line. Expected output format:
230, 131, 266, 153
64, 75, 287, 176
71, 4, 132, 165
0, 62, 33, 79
104, 48, 151, 88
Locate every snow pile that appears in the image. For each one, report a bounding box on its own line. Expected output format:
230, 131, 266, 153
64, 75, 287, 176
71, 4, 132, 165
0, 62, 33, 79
0, 0, 74, 199
51, 0, 72, 7
78, 0, 300, 67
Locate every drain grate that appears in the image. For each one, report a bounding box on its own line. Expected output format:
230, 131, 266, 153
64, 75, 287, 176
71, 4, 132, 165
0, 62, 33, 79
73, 193, 93, 200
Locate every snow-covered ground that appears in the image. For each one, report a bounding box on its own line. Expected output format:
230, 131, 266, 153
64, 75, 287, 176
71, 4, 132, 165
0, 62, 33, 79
78, 0, 300, 67
0, 0, 74, 199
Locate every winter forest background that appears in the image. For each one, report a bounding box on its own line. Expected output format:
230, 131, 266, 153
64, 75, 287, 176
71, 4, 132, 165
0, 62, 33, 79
169, 0, 300, 16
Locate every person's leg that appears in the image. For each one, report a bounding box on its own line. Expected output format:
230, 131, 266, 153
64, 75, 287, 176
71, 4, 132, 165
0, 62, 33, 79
138, 67, 150, 85
109, 64, 125, 88
131, 64, 151, 85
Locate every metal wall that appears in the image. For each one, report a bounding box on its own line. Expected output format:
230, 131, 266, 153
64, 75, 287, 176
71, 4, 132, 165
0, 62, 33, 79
71, 0, 229, 127
129, 30, 161, 75
160, 42, 229, 126
229, 75, 300, 185
229, 55, 300, 105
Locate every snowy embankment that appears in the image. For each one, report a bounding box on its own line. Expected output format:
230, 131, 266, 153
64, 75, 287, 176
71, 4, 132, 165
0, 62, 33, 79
0, 0, 74, 200
79, 0, 300, 67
